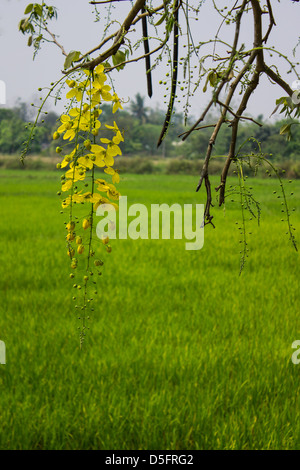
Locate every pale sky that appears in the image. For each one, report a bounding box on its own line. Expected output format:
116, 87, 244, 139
0, 0, 299, 123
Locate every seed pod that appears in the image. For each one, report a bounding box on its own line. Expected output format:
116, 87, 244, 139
76, 236, 82, 245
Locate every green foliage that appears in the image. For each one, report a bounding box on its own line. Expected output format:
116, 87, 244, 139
19, 3, 57, 57
64, 51, 81, 70
2, 98, 300, 167
0, 104, 56, 154
112, 49, 128, 71
2, 95, 300, 170
116, 157, 155, 174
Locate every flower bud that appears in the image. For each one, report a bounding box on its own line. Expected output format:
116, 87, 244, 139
94, 259, 104, 267
82, 219, 90, 230
84, 139, 91, 151
66, 221, 76, 232
71, 258, 78, 269
102, 235, 109, 245
66, 231, 76, 242
77, 244, 85, 254
68, 248, 75, 258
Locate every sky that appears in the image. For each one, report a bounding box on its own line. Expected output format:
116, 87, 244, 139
0, 0, 299, 123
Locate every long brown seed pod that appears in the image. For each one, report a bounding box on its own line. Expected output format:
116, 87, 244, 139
157, 1, 179, 148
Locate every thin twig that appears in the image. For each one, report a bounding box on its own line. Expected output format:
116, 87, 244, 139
45, 26, 67, 56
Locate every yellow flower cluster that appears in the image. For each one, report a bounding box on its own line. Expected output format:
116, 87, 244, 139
53, 63, 124, 328
53, 64, 124, 202
54, 64, 123, 210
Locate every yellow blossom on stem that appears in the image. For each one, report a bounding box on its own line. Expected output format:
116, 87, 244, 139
112, 93, 123, 113
56, 60, 124, 345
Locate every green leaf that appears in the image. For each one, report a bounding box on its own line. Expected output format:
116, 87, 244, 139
279, 123, 291, 135
64, 50, 81, 70
112, 51, 126, 71
24, 3, 33, 14
18, 18, 26, 32
19, 18, 34, 33
208, 71, 218, 87
27, 35, 33, 47
166, 17, 174, 34
276, 96, 286, 105
34, 4, 43, 17
155, 12, 167, 26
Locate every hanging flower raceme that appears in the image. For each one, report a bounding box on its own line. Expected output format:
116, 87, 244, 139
54, 64, 124, 347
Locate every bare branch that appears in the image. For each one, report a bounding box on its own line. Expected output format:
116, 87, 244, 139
262, 0, 276, 43
63, 0, 146, 73
44, 26, 67, 56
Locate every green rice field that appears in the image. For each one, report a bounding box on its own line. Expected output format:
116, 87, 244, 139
0, 169, 299, 449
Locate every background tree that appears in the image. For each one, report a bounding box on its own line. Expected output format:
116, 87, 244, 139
130, 93, 148, 124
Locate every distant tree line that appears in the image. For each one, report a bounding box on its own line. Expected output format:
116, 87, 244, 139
1, 94, 300, 163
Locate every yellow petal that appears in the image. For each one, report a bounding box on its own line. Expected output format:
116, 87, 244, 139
77, 155, 94, 169
104, 167, 115, 175
112, 172, 120, 184
62, 179, 73, 192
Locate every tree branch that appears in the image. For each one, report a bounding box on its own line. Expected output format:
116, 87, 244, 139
63, 0, 146, 73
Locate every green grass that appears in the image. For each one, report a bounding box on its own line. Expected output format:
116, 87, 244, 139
0, 169, 299, 450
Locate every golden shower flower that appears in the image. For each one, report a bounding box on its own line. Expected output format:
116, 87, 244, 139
112, 93, 123, 113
